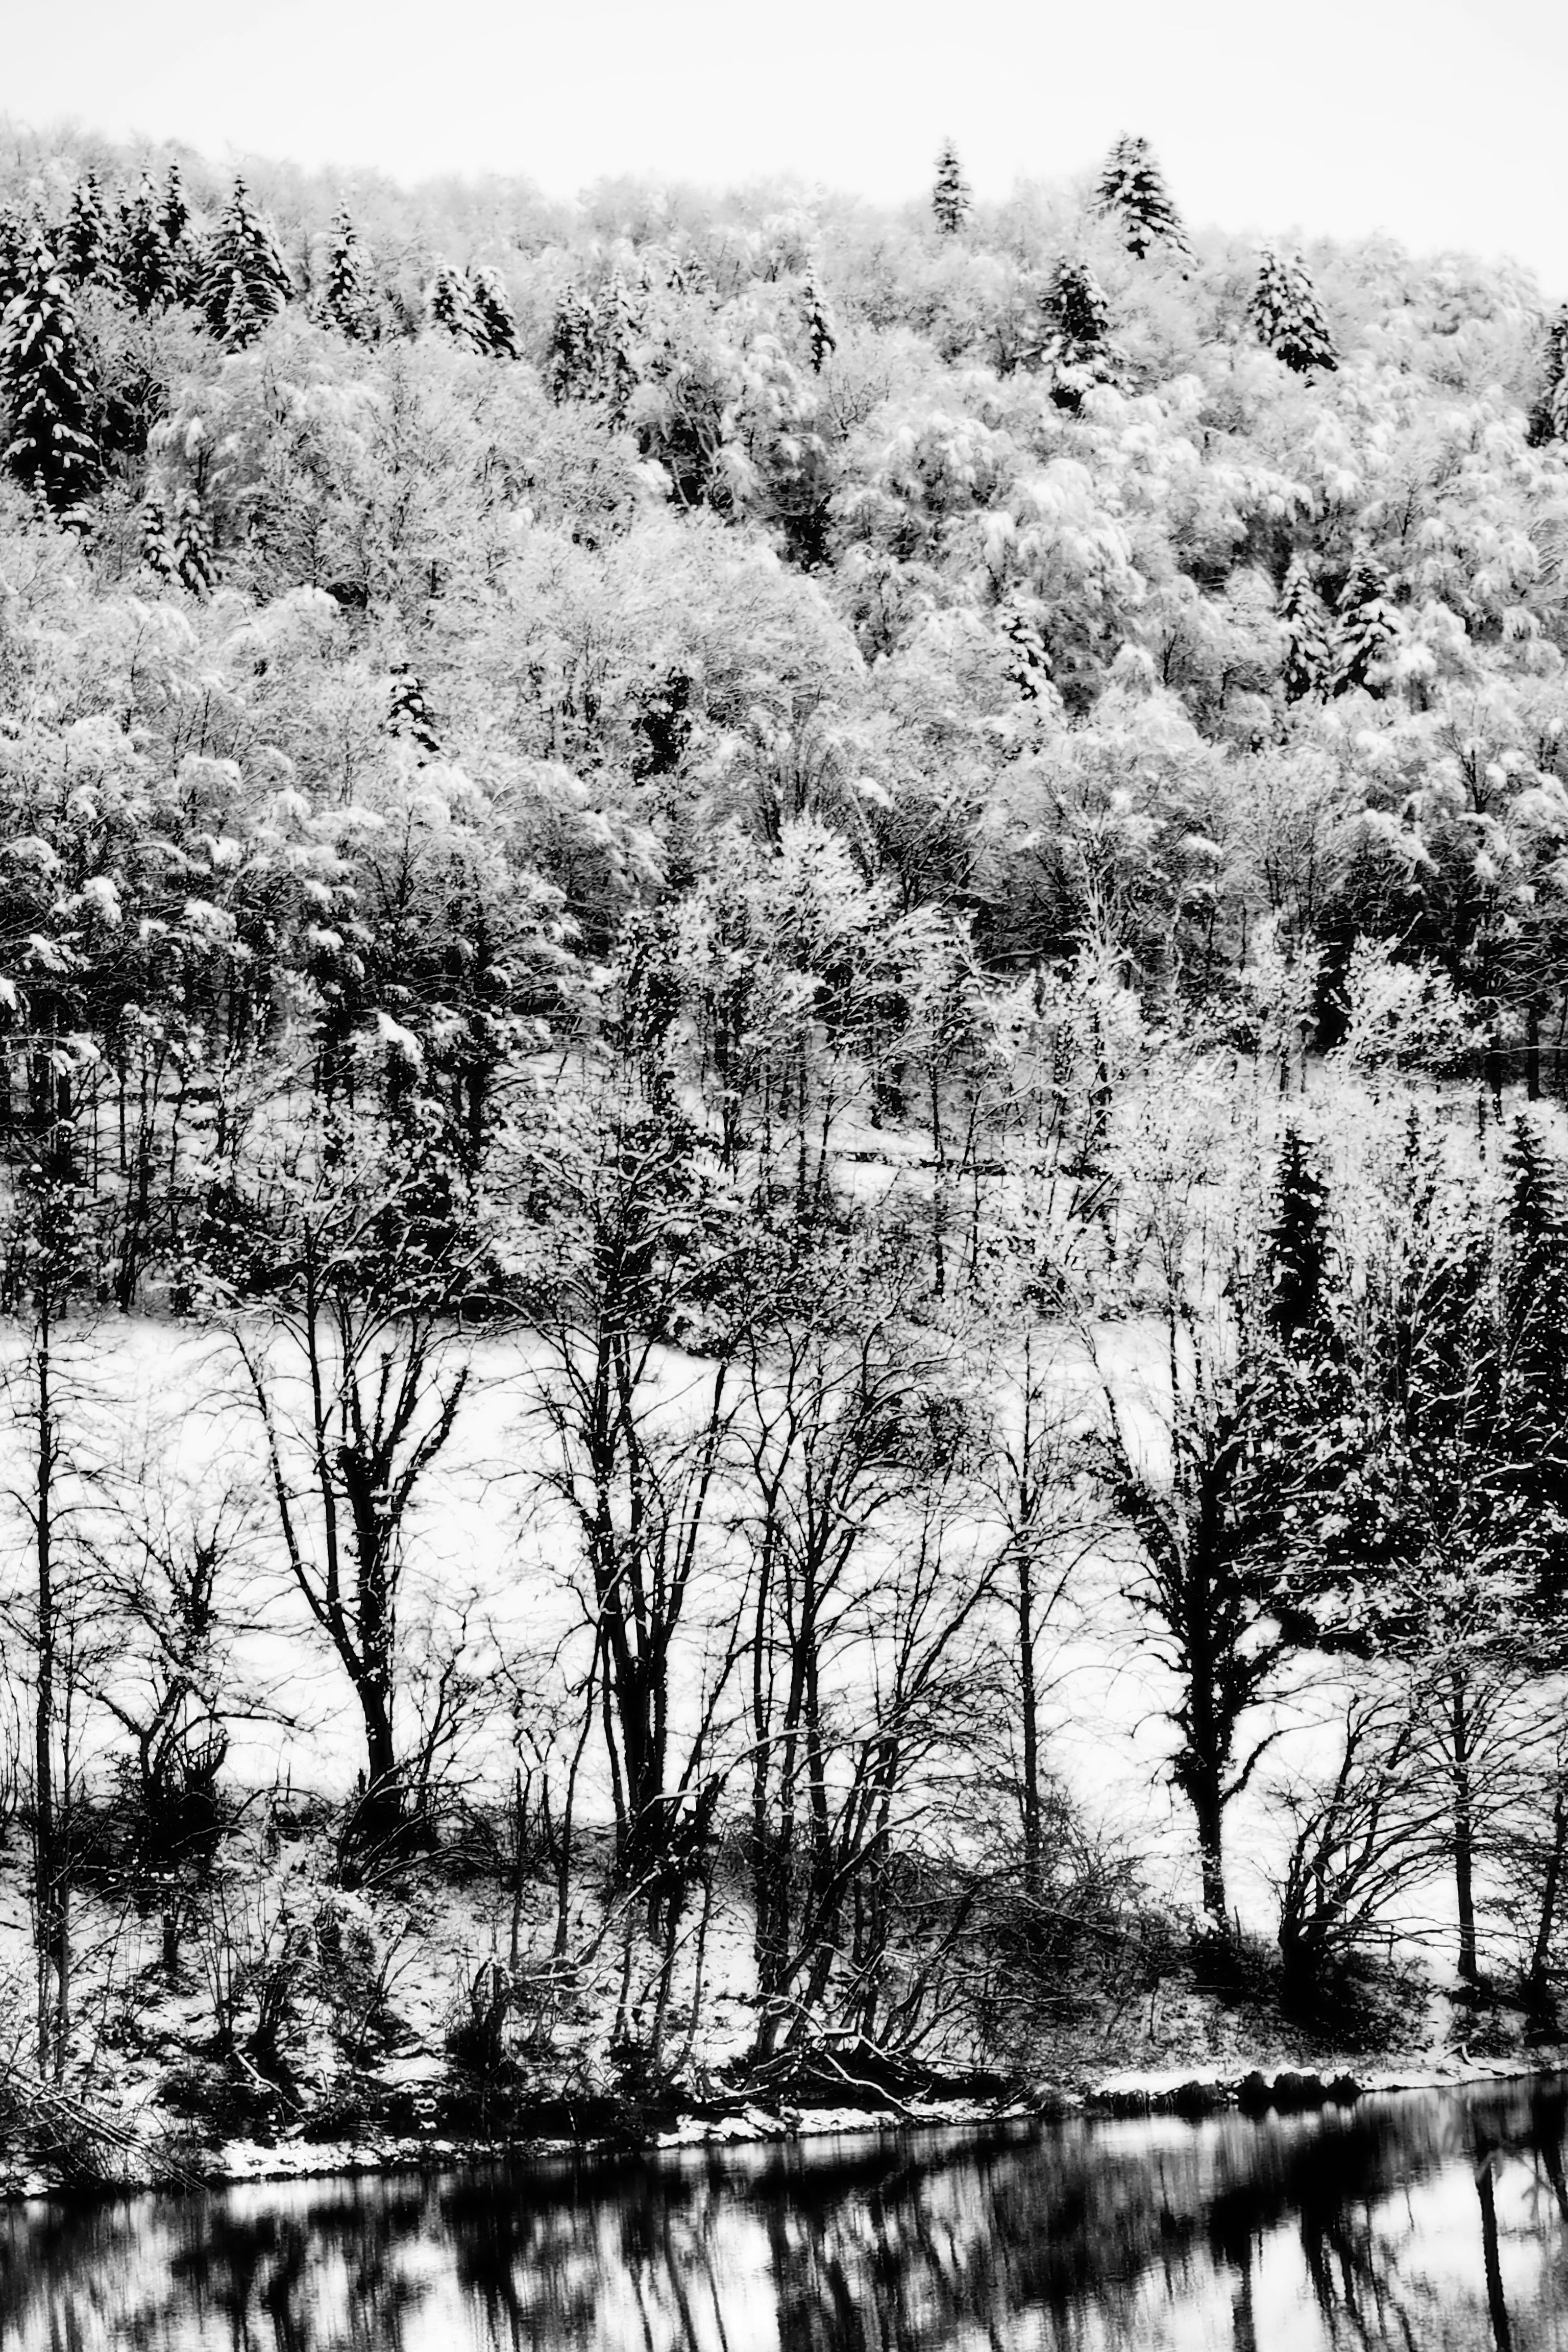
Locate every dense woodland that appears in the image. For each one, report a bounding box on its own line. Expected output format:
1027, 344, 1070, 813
2, 118, 1568, 2158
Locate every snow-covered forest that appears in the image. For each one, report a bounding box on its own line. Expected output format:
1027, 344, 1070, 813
2, 118, 1568, 2177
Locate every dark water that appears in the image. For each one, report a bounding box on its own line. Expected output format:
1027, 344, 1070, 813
7, 2079, 1568, 2349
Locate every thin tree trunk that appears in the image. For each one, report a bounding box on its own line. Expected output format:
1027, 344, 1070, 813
1452, 1671, 1479, 1987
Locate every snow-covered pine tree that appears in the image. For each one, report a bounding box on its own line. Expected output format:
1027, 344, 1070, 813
799, 264, 836, 373
1277, 552, 1332, 700
1094, 134, 1192, 262
138, 494, 174, 579
0, 208, 30, 310
1331, 552, 1401, 694
592, 276, 641, 426
999, 599, 1052, 700
428, 264, 486, 350
546, 283, 596, 402
388, 662, 440, 756
1250, 248, 1338, 373
1529, 305, 1568, 446
1036, 255, 1121, 407
0, 240, 101, 523
1263, 1124, 1336, 1353
932, 142, 972, 236
470, 266, 520, 359
1502, 1116, 1568, 1589
320, 206, 375, 341
161, 162, 189, 254
60, 172, 118, 295
197, 180, 294, 348
117, 175, 175, 312
172, 487, 214, 593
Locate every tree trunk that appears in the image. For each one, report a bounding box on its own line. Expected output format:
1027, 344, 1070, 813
1018, 1546, 1041, 1902
1451, 1671, 1479, 1987
33, 1319, 65, 2077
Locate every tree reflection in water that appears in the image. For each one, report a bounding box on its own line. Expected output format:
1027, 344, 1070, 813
8, 2080, 1568, 2350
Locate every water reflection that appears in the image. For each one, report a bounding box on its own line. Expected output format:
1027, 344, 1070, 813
7, 2080, 1568, 2350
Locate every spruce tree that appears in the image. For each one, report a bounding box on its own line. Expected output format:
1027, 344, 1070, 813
173, 487, 214, 594
470, 266, 520, 359
139, 494, 174, 580
388, 662, 440, 756
1278, 553, 1331, 700
117, 176, 175, 313
197, 180, 293, 349
1094, 135, 1192, 263
320, 206, 375, 341
161, 162, 189, 255
999, 599, 1051, 700
800, 264, 836, 373
1501, 1115, 1568, 1575
428, 263, 486, 350
60, 172, 118, 296
1263, 1124, 1336, 1354
592, 276, 641, 426
1331, 552, 1401, 694
0, 241, 101, 523
932, 142, 972, 237
546, 283, 596, 402
1249, 248, 1338, 374
1037, 255, 1121, 407
1529, 306, 1568, 446
0, 208, 31, 311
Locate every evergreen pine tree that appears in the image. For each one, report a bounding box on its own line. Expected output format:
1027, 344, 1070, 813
1528, 306, 1568, 446
320, 206, 375, 341
172, 487, 214, 594
932, 142, 972, 237
1036, 255, 1122, 407
428, 263, 486, 350
546, 283, 596, 402
1278, 553, 1332, 700
0, 207, 31, 311
139, 494, 174, 579
161, 162, 190, 255
0, 240, 101, 523
1263, 1124, 1336, 1353
60, 172, 118, 296
1501, 1117, 1568, 1583
999, 599, 1052, 699
1249, 248, 1338, 373
197, 180, 293, 349
799, 264, 836, 373
388, 662, 440, 756
1094, 135, 1192, 263
470, 266, 520, 359
117, 176, 175, 313
592, 276, 641, 426
1331, 552, 1401, 695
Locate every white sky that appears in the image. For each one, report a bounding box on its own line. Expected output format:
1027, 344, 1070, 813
7, 0, 1568, 293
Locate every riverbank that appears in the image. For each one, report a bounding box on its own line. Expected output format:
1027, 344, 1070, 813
9, 2043, 1568, 2206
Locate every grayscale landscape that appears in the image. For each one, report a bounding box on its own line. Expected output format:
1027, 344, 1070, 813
3, 46, 1568, 2347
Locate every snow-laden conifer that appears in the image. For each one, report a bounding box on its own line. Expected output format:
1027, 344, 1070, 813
117, 176, 175, 313
61, 172, 118, 295
1094, 135, 1191, 262
1331, 551, 1401, 694
388, 662, 440, 756
0, 240, 101, 522
198, 180, 293, 349
1277, 553, 1331, 700
932, 141, 972, 237
1250, 248, 1338, 373
320, 206, 375, 341
470, 266, 520, 359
